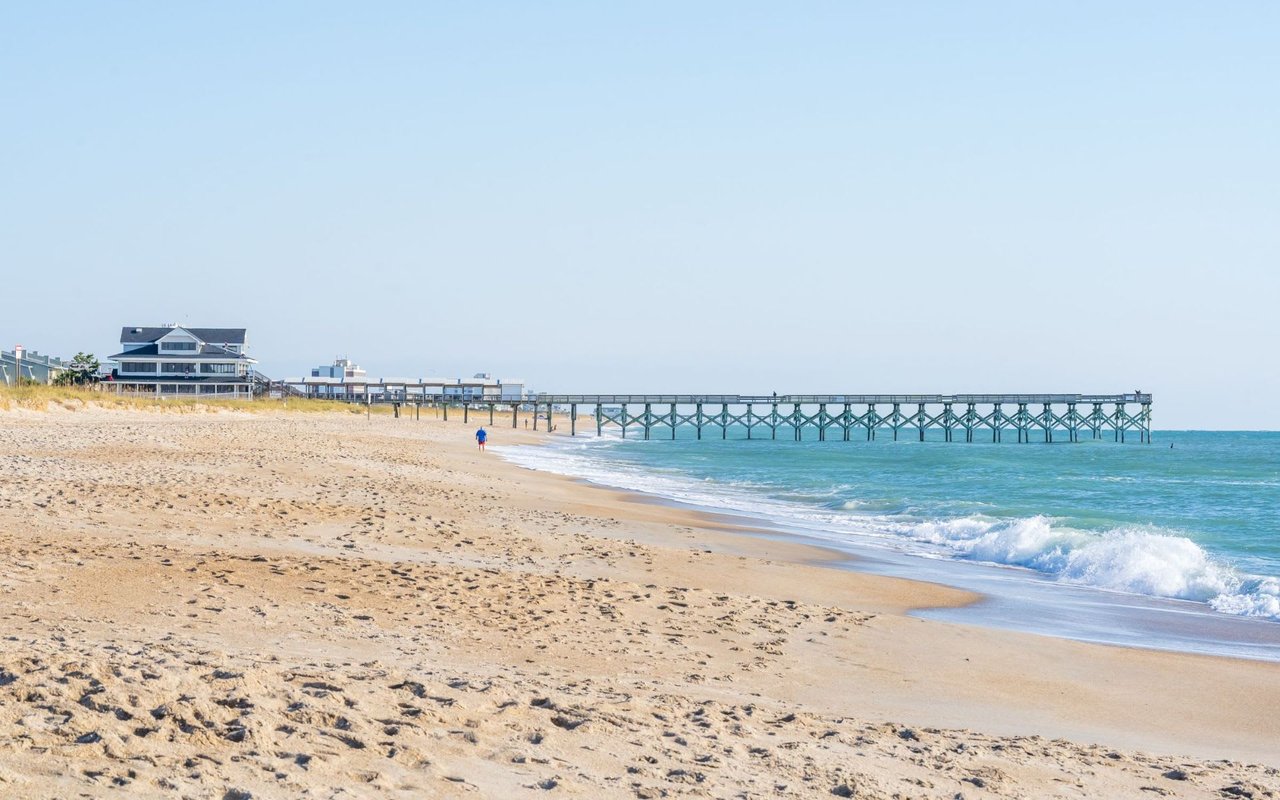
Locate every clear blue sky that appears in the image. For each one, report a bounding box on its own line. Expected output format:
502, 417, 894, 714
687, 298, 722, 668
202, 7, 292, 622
2, 3, 1276, 428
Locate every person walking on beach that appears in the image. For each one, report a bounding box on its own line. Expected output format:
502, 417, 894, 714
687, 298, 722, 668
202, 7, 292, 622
475, 427, 488, 451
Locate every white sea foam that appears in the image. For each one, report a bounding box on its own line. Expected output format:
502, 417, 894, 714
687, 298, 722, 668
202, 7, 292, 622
902, 515, 1243, 603
495, 441, 1280, 622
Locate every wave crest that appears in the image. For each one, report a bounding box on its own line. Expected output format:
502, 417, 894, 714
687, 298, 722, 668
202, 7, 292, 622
905, 515, 1276, 613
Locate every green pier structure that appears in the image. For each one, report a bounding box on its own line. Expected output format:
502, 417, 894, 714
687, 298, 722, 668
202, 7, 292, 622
528, 393, 1153, 444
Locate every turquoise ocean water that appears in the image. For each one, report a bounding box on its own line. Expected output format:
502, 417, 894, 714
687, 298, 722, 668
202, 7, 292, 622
499, 430, 1280, 659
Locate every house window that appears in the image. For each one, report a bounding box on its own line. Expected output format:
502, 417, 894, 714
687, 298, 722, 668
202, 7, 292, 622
119, 362, 157, 373
200, 363, 238, 374
161, 340, 197, 351
162, 362, 197, 374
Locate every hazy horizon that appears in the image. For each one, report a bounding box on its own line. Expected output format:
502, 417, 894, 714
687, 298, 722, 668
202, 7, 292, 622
3, 3, 1276, 429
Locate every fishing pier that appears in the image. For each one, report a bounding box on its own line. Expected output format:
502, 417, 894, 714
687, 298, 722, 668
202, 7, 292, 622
530, 393, 1153, 443
334, 391, 1153, 444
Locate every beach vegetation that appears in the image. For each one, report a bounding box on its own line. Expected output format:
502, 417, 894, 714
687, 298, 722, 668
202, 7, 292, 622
0, 385, 391, 415
52, 352, 101, 386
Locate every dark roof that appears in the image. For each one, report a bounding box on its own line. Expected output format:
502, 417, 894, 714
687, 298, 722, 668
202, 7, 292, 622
109, 343, 255, 361
119, 326, 247, 345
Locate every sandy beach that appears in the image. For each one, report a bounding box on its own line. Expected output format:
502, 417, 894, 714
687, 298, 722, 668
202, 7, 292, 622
1, 404, 1278, 799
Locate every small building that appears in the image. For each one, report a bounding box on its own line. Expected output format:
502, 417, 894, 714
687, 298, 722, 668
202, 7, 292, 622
497, 377, 526, 402
109, 325, 257, 398
303, 358, 367, 398
1, 346, 68, 386
311, 357, 366, 381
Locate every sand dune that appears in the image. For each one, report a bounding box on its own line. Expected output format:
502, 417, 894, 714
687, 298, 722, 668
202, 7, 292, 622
0, 406, 1277, 798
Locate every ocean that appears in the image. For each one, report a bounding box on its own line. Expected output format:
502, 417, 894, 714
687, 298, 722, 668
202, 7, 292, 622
498, 429, 1280, 661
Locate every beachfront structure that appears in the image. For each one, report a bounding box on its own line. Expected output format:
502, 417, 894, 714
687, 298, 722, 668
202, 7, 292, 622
1, 347, 68, 386
283, 368, 527, 403
303, 358, 368, 397
525, 393, 1155, 443
311, 357, 366, 381
108, 325, 257, 398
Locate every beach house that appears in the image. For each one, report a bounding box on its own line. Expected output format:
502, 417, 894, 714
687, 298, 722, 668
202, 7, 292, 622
109, 325, 257, 397
1, 346, 68, 386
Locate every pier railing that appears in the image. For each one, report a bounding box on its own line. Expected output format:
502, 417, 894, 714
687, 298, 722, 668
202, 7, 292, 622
534, 393, 1151, 405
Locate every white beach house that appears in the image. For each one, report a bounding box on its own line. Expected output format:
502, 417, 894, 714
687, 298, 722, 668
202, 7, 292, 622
108, 325, 257, 397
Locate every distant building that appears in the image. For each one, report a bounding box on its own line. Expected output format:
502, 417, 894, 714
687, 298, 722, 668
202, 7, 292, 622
108, 325, 257, 397
498, 377, 526, 402
311, 357, 366, 380
1, 346, 68, 386
282, 363, 530, 402
304, 358, 366, 397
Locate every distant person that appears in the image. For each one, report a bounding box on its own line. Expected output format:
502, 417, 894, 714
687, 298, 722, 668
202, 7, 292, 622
475, 427, 487, 451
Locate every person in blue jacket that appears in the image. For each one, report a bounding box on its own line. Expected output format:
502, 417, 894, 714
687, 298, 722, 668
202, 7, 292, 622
475, 427, 488, 451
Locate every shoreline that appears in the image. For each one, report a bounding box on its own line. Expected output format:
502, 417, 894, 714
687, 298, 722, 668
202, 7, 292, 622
2, 406, 1279, 797
506, 428, 1280, 663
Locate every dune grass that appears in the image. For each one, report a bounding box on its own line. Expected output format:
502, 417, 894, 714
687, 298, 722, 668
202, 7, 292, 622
0, 385, 390, 414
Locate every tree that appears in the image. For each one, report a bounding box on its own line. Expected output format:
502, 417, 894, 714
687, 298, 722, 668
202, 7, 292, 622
54, 352, 101, 386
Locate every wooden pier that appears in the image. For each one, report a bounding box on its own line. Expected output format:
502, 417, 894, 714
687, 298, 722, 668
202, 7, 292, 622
282, 384, 1152, 444
529, 394, 1154, 443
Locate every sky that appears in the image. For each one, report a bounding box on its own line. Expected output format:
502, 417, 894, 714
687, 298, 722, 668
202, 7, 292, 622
2, 2, 1277, 428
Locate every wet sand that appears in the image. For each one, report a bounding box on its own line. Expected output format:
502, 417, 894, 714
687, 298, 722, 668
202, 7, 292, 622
1, 405, 1278, 798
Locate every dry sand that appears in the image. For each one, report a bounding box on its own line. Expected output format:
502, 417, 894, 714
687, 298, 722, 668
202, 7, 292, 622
0, 406, 1277, 799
